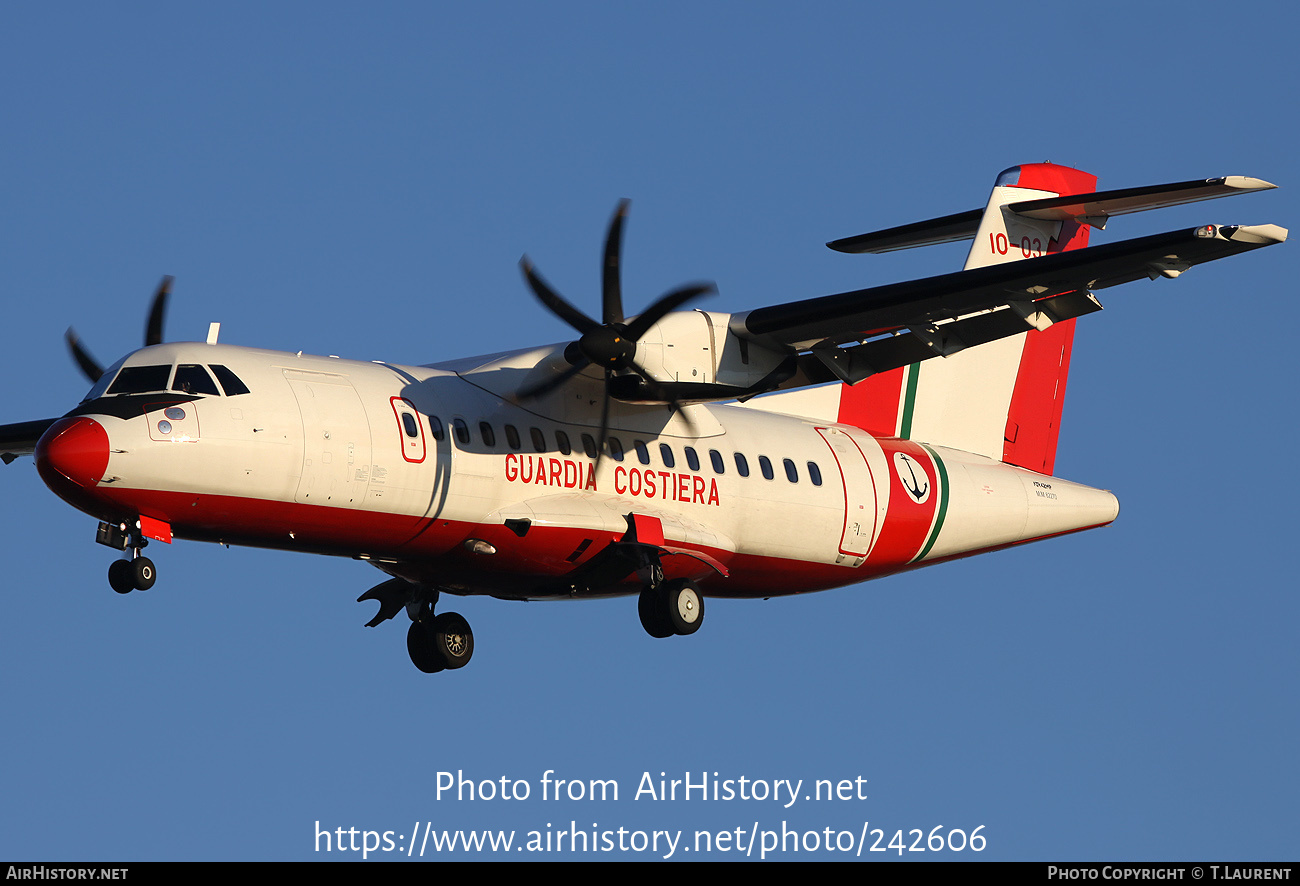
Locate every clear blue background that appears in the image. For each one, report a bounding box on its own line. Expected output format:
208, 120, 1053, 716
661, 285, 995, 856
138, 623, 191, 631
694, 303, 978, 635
1, 2, 1294, 861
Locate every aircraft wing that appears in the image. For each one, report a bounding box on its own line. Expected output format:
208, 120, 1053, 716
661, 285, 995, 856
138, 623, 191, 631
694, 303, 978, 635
0, 418, 58, 464
737, 223, 1286, 353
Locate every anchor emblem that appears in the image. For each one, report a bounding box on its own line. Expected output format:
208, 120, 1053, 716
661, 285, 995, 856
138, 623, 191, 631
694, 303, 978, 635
893, 451, 931, 504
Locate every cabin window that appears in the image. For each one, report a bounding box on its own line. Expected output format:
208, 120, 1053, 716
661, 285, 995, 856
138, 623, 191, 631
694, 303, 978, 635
580, 434, 598, 459
505, 424, 521, 451
635, 441, 650, 465
209, 364, 250, 396
734, 453, 750, 477
783, 458, 799, 483
172, 364, 220, 396
659, 444, 676, 469
759, 455, 774, 480
401, 413, 419, 438
107, 365, 172, 395
429, 416, 445, 441
684, 447, 700, 471
608, 437, 625, 461
479, 422, 496, 448
807, 461, 823, 486
555, 430, 572, 456
709, 450, 725, 473
453, 418, 470, 446
530, 427, 546, 452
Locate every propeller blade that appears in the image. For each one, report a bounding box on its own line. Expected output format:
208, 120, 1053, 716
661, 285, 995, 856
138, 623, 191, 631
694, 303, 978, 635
602, 200, 630, 325
514, 357, 591, 401
626, 357, 698, 435
623, 283, 715, 341
520, 258, 599, 335
144, 276, 173, 347
64, 328, 104, 383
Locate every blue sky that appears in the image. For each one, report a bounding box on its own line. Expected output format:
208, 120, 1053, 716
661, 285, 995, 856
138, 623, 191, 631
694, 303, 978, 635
1, 2, 1295, 861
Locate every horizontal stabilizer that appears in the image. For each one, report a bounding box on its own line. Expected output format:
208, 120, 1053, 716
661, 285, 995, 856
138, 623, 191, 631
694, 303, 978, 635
828, 176, 1276, 253
827, 209, 982, 254
1009, 176, 1277, 228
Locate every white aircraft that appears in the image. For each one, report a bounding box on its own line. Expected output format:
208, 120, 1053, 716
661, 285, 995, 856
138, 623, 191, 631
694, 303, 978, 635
0, 163, 1284, 673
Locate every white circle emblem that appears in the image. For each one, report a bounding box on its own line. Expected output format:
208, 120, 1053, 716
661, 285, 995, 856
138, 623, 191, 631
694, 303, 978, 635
892, 451, 931, 504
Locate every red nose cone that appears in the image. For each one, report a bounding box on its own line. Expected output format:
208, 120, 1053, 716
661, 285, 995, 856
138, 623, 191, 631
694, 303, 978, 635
36, 417, 111, 510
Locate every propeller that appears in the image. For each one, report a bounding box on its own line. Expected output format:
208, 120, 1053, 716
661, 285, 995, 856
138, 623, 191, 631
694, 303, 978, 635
64, 276, 173, 384
516, 201, 715, 459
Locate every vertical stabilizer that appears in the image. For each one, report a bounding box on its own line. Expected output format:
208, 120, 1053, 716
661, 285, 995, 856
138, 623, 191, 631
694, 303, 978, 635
838, 163, 1096, 473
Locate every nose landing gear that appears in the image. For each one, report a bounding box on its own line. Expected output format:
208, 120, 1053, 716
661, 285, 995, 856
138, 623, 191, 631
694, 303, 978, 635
99, 521, 157, 594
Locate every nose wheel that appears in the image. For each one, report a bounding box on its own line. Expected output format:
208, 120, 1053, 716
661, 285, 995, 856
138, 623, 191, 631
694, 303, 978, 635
108, 555, 156, 593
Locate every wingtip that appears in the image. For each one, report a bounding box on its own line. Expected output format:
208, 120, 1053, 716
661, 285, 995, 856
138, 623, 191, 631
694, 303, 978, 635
1229, 223, 1288, 244
1222, 176, 1278, 192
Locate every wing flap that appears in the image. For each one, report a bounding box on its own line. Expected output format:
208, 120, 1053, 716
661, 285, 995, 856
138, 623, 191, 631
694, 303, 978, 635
805, 290, 1103, 385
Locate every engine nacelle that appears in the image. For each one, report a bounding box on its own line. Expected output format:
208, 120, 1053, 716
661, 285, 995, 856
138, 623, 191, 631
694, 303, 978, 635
631, 310, 791, 396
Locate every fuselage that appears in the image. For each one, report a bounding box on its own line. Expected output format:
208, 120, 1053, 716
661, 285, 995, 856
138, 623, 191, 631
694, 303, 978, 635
35, 340, 1119, 601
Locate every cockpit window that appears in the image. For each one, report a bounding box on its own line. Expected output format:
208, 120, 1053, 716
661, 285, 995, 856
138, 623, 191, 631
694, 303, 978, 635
107, 364, 172, 395
209, 364, 250, 396
83, 356, 128, 401
172, 364, 220, 396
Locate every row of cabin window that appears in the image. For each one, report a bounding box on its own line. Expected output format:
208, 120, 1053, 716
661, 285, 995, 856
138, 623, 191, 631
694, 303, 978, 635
416, 416, 824, 486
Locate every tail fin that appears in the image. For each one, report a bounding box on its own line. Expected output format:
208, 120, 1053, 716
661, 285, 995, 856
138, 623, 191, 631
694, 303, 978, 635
838, 163, 1096, 473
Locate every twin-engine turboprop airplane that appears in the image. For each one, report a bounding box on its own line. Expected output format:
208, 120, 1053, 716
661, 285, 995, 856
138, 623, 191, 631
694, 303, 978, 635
0, 163, 1285, 673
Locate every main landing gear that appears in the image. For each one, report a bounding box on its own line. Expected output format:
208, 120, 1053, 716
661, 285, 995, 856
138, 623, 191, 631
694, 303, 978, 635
638, 576, 705, 639
358, 578, 475, 674
406, 605, 475, 674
